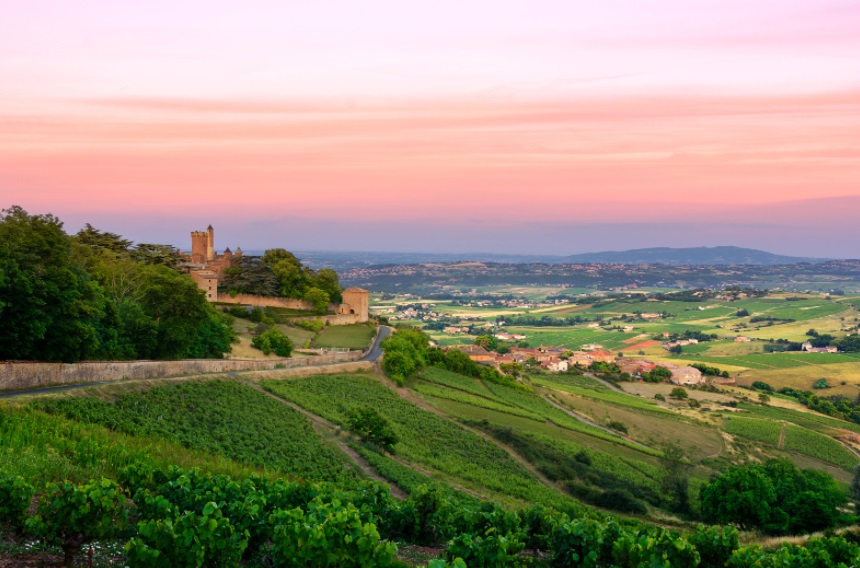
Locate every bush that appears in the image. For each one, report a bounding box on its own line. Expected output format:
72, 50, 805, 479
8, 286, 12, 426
670, 387, 688, 400
654, 394, 665, 401
27, 479, 128, 567
295, 317, 325, 332
446, 529, 524, 568
126, 502, 249, 567
349, 408, 399, 453
688, 524, 739, 568
593, 490, 646, 515
251, 328, 293, 357
0, 474, 34, 534
269, 498, 397, 567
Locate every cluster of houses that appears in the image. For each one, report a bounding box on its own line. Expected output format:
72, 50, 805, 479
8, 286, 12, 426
447, 344, 726, 386
801, 341, 839, 354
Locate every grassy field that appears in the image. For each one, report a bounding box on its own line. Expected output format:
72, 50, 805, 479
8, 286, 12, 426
310, 322, 377, 349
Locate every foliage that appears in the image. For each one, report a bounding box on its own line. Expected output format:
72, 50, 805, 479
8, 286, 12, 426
304, 286, 331, 314
0, 474, 34, 533
224, 249, 342, 303
36, 381, 351, 482
700, 459, 847, 534
269, 499, 396, 567
446, 528, 524, 567
687, 524, 739, 568
0, 207, 235, 362
669, 387, 688, 399
26, 478, 128, 566
126, 501, 249, 568
295, 317, 325, 332
349, 407, 399, 453
659, 443, 691, 514
251, 327, 294, 357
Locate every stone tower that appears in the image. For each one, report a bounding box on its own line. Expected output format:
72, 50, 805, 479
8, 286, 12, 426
206, 225, 215, 261
190, 231, 208, 263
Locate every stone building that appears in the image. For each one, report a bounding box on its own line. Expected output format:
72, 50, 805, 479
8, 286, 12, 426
340, 288, 370, 322
183, 225, 370, 322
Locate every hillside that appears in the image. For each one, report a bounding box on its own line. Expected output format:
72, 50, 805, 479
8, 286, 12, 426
555, 246, 824, 266
2, 359, 860, 565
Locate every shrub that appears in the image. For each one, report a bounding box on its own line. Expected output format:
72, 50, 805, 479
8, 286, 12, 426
670, 387, 688, 400
0, 474, 34, 534
27, 479, 128, 567
593, 490, 646, 515
269, 498, 397, 567
349, 407, 399, 453
251, 328, 293, 357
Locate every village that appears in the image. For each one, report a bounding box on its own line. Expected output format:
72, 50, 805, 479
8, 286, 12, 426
444, 341, 734, 387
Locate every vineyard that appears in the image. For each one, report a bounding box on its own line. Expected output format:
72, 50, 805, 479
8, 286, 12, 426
35, 380, 354, 482
2, 362, 860, 565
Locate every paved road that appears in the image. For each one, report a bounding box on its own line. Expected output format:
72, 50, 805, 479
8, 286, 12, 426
0, 325, 391, 400
361, 326, 390, 362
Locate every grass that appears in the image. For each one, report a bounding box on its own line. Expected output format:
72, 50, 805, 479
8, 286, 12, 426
311, 323, 377, 349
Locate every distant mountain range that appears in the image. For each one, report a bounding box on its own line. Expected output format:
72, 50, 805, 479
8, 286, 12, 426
555, 246, 828, 266
258, 246, 832, 272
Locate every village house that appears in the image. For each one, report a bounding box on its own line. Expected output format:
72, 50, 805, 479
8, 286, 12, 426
734, 336, 752, 343
540, 359, 569, 372
664, 364, 704, 385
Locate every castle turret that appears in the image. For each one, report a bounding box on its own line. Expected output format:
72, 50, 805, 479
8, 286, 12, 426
235, 246, 243, 258
190, 231, 208, 264
223, 247, 233, 262
206, 225, 215, 261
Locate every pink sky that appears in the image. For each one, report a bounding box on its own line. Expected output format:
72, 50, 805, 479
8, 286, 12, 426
1, 0, 859, 255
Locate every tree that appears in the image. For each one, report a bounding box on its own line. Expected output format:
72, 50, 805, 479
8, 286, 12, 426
659, 443, 691, 514
700, 460, 846, 534
304, 287, 330, 314
251, 328, 293, 357
758, 393, 771, 404
0, 206, 106, 361
851, 465, 860, 514
669, 387, 688, 399
312, 268, 342, 304
474, 334, 498, 351
349, 407, 399, 453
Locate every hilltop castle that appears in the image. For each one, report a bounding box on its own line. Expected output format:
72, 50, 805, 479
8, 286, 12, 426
183, 225, 369, 322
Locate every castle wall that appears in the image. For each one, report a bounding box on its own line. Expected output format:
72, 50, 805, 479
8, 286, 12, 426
217, 294, 316, 311
293, 314, 361, 326
0, 351, 364, 392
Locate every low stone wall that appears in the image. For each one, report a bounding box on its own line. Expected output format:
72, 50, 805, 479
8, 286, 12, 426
217, 294, 315, 311
293, 314, 361, 326
0, 351, 363, 392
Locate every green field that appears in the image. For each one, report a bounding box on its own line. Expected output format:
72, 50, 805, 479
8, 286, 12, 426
310, 322, 377, 349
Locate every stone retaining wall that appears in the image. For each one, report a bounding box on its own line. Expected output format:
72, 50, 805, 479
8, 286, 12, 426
0, 351, 364, 392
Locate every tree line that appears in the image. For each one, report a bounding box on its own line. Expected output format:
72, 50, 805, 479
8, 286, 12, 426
221, 249, 342, 313
0, 206, 234, 362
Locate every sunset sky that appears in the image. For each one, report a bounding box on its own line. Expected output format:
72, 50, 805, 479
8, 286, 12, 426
2, 0, 859, 256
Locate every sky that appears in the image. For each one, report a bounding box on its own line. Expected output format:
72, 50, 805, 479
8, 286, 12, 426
1, 0, 859, 256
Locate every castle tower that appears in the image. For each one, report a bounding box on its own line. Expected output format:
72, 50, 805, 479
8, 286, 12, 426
206, 225, 215, 261
235, 246, 243, 258
190, 231, 208, 264
223, 247, 232, 263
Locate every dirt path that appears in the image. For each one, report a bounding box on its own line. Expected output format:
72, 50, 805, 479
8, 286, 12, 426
244, 380, 407, 499
371, 368, 566, 496
778, 422, 787, 449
